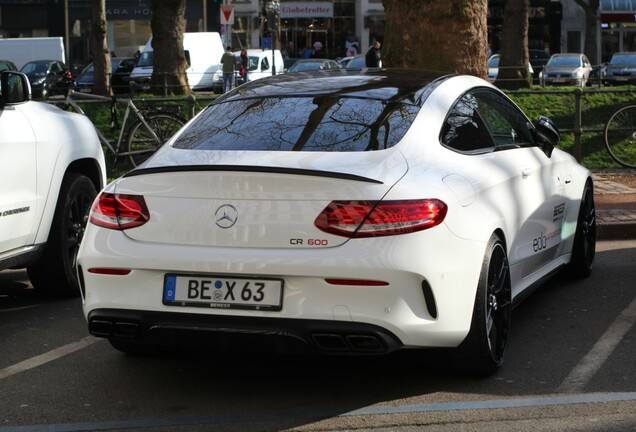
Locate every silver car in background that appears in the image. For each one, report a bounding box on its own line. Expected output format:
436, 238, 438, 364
540, 53, 593, 87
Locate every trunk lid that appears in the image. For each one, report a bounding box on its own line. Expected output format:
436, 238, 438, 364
114, 149, 408, 248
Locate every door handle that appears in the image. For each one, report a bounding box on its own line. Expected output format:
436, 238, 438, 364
521, 168, 532, 179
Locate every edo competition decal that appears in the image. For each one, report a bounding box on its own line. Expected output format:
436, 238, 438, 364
553, 202, 565, 223
533, 202, 566, 253
533, 229, 561, 252
0, 206, 30, 218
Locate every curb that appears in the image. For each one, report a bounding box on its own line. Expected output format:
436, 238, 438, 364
593, 171, 636, 241
597, 216, 636, 241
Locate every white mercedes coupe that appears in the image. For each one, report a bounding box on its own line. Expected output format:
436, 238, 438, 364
77, 69, 596, 375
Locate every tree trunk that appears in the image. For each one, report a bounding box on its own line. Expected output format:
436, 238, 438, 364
573, 0, 600, 65
91, 0, 111, 96
150, 0, 190, 95
381, 0, 488, 79
496, 0, 531, 90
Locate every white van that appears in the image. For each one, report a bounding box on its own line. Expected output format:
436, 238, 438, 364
127, 32, 223, 91
212, 49, 285, 92
0, 37, 65, 70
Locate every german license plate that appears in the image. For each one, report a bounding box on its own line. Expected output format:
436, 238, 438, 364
163, 274, 283, 311
553, 78, 565, 83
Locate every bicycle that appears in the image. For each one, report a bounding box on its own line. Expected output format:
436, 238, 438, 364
604, 105, 636, 168
61, 89, 187, 168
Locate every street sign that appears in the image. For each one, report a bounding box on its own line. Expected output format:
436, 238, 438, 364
221, 5, 234, 25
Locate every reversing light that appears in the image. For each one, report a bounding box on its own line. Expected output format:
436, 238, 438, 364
315, 199, 447, 238
89, 192, 150, 230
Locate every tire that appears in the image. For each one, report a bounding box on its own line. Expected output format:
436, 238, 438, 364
456, 233, 511, 376
27, 173, 97, 297
126, 112, 186, 167
604, 105, 636, 168
565, 180, 596, 278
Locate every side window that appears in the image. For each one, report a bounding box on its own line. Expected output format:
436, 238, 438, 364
441, 89, 535, 154
261, 57, 270, 71
440, 93, 495, 153
476, 90, 534, 148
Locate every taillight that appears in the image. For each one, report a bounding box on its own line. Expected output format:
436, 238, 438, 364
314, 199, 447, 238
89, 192, 150, 230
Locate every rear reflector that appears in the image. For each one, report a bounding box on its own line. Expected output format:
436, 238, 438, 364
87, 268, 132, 275
89, 192, 150, 230
325, 278, 389, 286
315, 199, 447, 238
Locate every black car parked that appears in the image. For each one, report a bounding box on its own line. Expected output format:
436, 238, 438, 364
529, 49, 551, 83
602, 52, 636, 86
75, 57, 137, 94
20, 60, 74, 99
0, 60, 18, 72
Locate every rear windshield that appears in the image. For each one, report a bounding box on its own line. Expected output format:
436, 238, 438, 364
172, 96, 419, 152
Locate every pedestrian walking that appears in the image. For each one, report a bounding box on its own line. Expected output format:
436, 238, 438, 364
365, 41, 381, 67
220, 46, 235, 93
240, 49, 249, 84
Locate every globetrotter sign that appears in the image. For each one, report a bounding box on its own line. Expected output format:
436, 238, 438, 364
280, 2, 334, 18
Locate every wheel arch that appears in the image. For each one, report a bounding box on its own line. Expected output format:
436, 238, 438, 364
67, 157, 107, 192
32, 158, 105, 246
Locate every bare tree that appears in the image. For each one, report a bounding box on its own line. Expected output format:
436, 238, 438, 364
91, 0, 111, 96
495, 0, 531, 90
573, 0, 600, 64
150, 0, 190, 95
381, 0, 488, 79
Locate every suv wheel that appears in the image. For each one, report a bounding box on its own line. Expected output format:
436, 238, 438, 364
27, 173, 97, 297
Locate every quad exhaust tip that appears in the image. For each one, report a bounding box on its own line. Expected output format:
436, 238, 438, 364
312, 333, 385, 352
89, 319, 140, 338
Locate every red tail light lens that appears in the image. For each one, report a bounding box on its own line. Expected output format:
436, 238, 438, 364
315, 199, 447, 238
89, 192, 150, 230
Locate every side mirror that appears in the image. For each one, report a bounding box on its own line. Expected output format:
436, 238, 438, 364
0, 71, 31, 105
534, 115, 559, 157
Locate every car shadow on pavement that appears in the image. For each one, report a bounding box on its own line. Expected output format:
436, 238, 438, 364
0, 269, 52, 310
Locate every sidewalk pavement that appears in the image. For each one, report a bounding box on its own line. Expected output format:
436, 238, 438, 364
593, 170, 636, 240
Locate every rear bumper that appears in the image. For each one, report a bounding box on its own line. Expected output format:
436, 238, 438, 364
88, 308, 403, 354
78, 225, 486, 350
602, 76, 636, 85
543, 77, 584, 86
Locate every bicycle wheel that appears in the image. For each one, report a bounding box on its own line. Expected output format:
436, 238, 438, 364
126, 112, 186, 167
604, 105, 636, 168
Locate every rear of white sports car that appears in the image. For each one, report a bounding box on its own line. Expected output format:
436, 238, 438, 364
77, 70, 593, 375
78, 149, 488, 348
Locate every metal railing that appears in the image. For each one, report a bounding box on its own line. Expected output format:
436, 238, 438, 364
52, 83, 636, 167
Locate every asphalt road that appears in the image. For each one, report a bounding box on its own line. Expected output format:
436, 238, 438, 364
1, 240, 635, 432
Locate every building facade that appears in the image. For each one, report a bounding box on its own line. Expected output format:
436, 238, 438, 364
0, 0, 633, 70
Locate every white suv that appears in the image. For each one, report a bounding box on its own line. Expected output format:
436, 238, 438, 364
0, 71, 106, 297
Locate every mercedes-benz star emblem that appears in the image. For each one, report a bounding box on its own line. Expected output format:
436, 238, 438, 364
214, 204, 238, 229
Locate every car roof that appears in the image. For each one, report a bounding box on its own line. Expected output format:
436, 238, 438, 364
218, 68, 450, 104
24, 59, 62, 63
295, 58, 335, 63
233, 49, 277, 56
